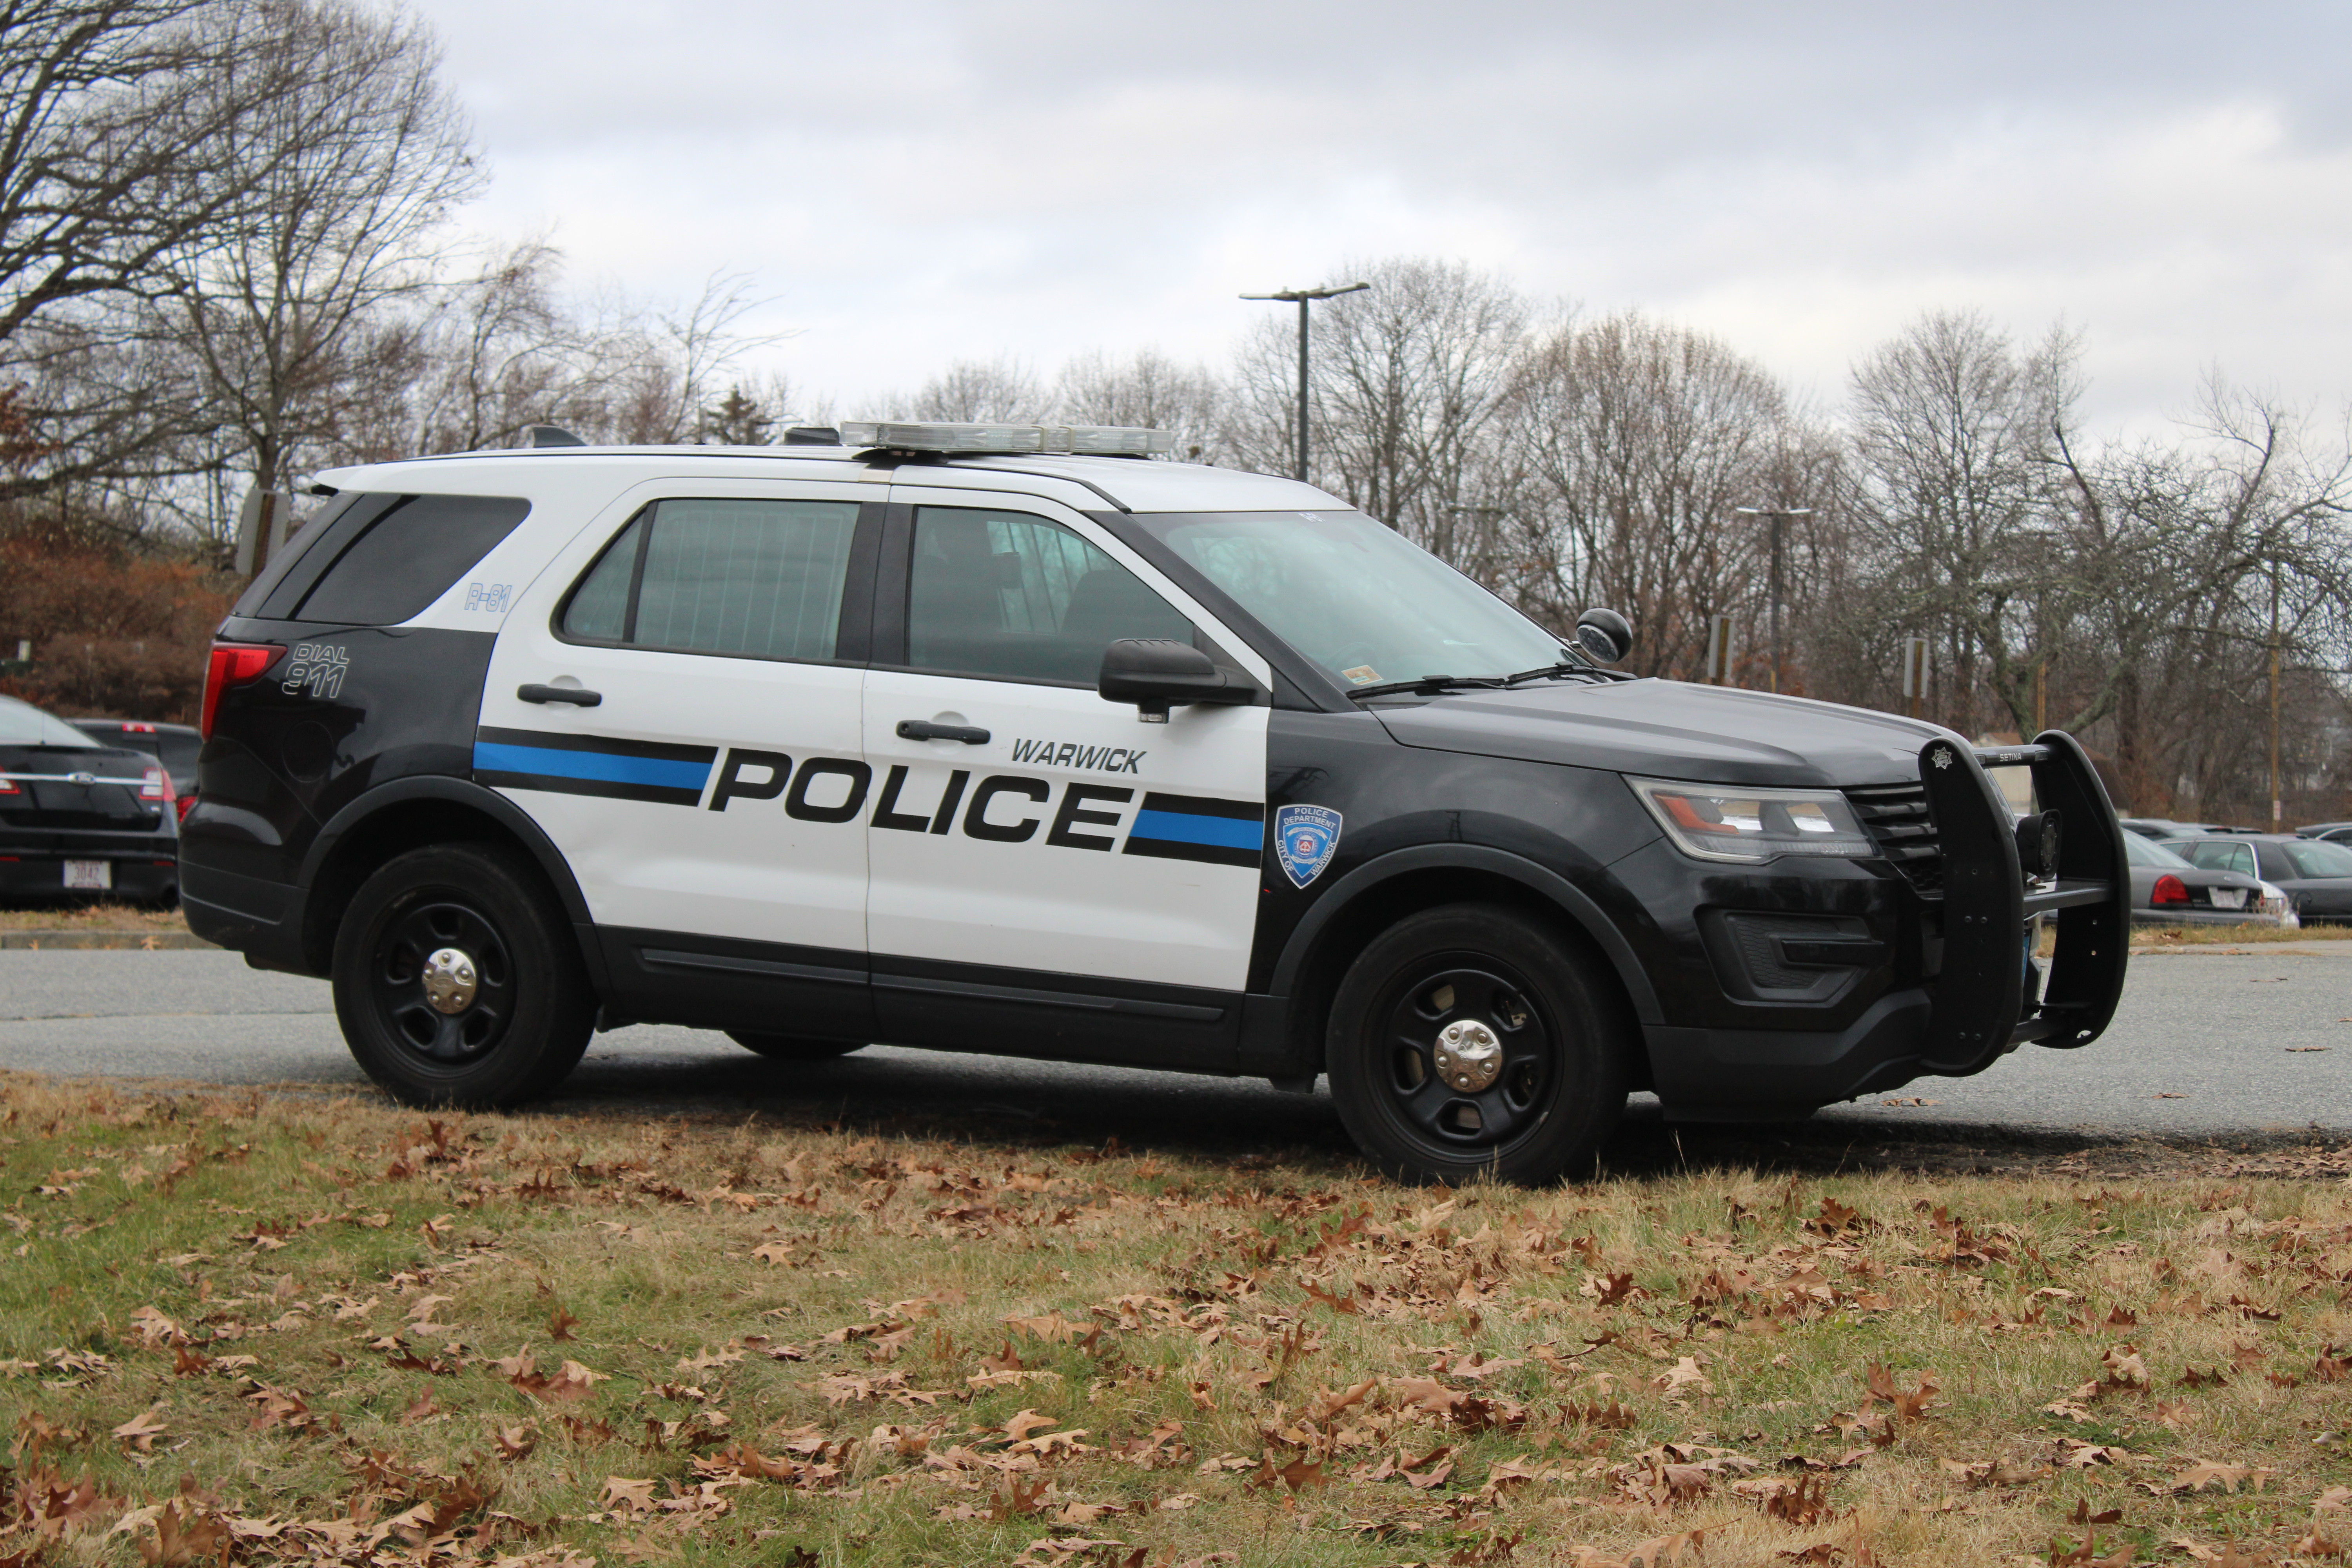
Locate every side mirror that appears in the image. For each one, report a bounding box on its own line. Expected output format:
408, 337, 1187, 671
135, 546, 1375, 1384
1098, 637, 1254, 723
1575, 608, 1633, 664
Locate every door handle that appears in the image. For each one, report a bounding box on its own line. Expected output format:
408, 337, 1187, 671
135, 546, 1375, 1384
518, 684, 603, 707
897, 719, 989, 744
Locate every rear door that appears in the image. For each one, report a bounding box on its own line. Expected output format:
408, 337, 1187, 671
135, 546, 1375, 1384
477, 477, 880, 1034
861, 487, 1270, 1065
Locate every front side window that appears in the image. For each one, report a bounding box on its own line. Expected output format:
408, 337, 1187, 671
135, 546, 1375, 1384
561, 498, 859, 661
906, 507, 1192, 684
1129, 509, 1563, 688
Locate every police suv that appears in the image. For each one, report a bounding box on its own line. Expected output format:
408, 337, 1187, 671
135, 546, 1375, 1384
183, 422, 2129, 1184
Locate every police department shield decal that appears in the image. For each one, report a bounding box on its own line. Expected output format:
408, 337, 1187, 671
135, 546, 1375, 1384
1274, 804, 1343, 889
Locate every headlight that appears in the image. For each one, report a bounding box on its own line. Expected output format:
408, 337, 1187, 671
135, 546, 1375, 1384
1628, 777, 1877, 864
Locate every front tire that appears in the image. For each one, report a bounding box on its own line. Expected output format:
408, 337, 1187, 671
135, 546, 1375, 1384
332, 843, 593, 1108
1326, 903, 1630, 1185
727, 1031, 864, 1062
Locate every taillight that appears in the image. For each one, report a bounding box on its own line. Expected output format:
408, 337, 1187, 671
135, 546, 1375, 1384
0, 775, 17, 797
201, 642, 283, 739
2153, 873, 2189, 906
140, 766, 174, 803
175, 793, 195, 823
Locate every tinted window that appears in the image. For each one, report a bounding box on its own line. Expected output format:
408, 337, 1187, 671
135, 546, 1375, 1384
296, 494, 532, 625
0, 695, 98, 747
232, 492, 367, 618
2257, 844, 2296, 882
560, 499, 857, 662
2122, 833, 2194, 869
2285, 839, 2352, 878
907, 508, 1192, 684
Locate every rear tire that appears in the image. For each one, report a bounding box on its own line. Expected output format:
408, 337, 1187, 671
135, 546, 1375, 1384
1326, 902, 1630, 1185
332, 843, 593, 1108
727, 1031, 864, 1062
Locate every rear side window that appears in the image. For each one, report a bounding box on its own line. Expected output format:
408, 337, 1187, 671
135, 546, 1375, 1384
295, 495, 532, 625
559, 498, 859, 662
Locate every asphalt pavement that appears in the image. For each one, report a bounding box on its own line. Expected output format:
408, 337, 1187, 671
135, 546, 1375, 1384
1, 944, 2347, 1163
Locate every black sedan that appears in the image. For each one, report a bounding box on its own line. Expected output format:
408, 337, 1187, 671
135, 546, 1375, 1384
71, 717, 202, 824
0, 693, 179, 904
2123, 831, 2276, 925
2162, 833, 2352, 925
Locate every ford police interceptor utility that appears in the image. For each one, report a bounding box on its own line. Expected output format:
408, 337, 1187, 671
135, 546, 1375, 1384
181, 422, 2129, 1185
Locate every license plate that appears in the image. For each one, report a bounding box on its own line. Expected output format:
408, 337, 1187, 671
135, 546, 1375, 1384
62, 860, 111, 890
2210, 887, 2247, 910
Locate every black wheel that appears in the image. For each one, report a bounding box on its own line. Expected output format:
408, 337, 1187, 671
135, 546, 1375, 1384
332, 843, 593, 1108
1326, 903, 1630, 1185
726, 1031, 865, 1062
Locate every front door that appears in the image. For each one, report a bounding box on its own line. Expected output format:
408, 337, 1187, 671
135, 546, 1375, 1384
861, 490, 1270, 1065
477, 478, 879, 1034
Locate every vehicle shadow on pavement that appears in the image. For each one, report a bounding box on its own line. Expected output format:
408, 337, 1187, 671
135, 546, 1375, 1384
517, 1046, 2349, 1185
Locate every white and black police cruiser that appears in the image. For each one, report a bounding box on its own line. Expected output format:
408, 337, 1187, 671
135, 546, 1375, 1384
182, 421, 2129, 1184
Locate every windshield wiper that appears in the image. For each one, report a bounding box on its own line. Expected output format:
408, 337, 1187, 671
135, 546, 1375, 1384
1343, 673, 1509, 702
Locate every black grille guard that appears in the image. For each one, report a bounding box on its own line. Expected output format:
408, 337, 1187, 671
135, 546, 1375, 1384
1916, 730, 2130, 1076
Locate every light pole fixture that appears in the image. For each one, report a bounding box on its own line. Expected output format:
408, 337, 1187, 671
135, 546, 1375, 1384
1240, 281, 1369, 483
1734, 506, 1814, 693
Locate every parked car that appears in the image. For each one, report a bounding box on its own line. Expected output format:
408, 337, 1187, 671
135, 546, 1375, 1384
2160, 833, 2352, 924
2296, 821, 2352, 843
0, 693, 180, 904
71, 718, 201, 823
2122, 831, 2277, 925
2121, 817, 2233, 840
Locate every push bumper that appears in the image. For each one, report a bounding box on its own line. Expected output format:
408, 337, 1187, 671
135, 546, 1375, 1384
1650, 730, 2129, 1118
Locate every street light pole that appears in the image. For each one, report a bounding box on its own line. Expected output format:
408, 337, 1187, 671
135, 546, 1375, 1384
1733, 506, 1814, 693
1240, 281, 1368, 483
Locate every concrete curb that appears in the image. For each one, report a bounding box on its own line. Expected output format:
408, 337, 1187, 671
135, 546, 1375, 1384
0, 929, 219, 950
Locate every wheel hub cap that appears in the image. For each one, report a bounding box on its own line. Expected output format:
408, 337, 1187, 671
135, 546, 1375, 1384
421, 947, 479, 1014
1433, 1019, 1504, 1091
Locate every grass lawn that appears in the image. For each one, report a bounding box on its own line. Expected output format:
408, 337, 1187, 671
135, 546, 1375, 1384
4, 1073, 2352, 1568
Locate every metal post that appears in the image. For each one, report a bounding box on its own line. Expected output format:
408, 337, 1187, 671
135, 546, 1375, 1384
2270, 566, 2283, 833
1241, 281, 1369, 487
2034, 659, 2046, 735
1296, 298, 1310, 484
1734, 506, 1813, 695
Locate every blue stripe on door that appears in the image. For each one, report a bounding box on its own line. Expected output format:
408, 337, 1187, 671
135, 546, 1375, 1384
472, 741, 713, 793
1126, 808, 1265, 852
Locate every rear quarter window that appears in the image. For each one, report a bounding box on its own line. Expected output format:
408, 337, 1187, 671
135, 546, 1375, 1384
295, 495, 532, 625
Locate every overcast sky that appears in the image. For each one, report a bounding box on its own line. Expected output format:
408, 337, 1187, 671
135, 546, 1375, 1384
410, 0, 2352, 439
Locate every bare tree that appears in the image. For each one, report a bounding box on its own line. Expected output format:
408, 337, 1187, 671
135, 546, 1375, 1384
0, 1, 288, 348
882, 356, 1047, 423
162, 0, 481, 499
1501, 310, 1810, 679
1252, 258, 1527, 548
1053, 347, 1223, 459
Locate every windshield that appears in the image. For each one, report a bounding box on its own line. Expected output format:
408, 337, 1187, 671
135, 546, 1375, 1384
2284, 839, 2352, 878
0, 694, 101, 748
1130, 510, 1567, 688
2122, 833, 2196, 870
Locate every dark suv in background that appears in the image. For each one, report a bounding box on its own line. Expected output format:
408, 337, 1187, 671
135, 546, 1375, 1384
0, 694, 180, 904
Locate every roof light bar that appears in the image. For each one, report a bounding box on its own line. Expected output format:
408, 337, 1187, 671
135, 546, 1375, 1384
837, 421, 1174, 457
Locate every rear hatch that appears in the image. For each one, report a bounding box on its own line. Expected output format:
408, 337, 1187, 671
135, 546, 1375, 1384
0, 743, 173, 837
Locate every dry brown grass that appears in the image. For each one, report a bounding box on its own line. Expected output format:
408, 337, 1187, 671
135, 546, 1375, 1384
0, 903, 184, 933
5, 1071, 2352, 1568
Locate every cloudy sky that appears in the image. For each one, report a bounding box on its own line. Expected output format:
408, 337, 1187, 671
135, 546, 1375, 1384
410, 0, 2352, 438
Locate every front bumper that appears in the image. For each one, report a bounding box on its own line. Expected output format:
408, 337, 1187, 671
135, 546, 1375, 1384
1646, 731, 2130, 1118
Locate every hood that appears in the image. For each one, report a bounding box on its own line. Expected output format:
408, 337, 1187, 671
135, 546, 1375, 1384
1371, 678, 1948, 789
